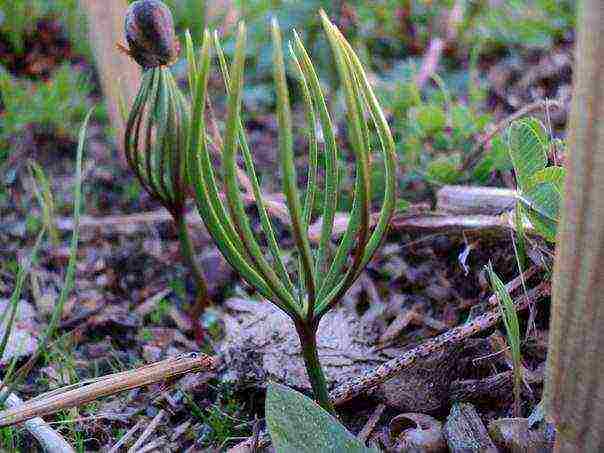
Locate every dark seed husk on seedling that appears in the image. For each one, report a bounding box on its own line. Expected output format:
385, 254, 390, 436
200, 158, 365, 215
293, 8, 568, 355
125, 0, 180, 69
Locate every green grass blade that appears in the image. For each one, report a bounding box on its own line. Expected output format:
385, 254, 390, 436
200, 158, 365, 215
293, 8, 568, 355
188, 31, 245, 250
487, 263, 521, 366
221, 22, 299, 314
214, 32, 295, 295
28, 161, 58, 245
168, 73, 190, 207
153, 68, 172, 201
487, 263, 522, 416
126, 69, 162, 202
0, 109, 92, 407
288, 43, 319, 313
0, 229, 45, 364
292, 31, 339, 288
288, 44, 318, 234
271, 19, 316, 312
116, 78, 129, 124
45, 109, 91, 342
329, 17, 397, 272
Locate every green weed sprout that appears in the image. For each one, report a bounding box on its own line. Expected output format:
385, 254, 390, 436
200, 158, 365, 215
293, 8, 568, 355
487, 264, 522, 417
185, 12, 396, 412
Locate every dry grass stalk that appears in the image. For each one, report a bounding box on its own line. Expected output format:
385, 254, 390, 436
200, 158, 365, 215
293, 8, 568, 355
0, 352, 215, 428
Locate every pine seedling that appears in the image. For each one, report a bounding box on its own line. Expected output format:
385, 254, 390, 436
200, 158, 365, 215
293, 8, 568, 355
122, 0, 211, 339
184, 11, 396, 412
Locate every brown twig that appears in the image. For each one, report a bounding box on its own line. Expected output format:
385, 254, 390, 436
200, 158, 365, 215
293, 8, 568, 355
390, 212, 516, 235
108, 419, 144, 453
329, 281, 550, 405
50, 196, 290, 234
0, 352, 216, 428
135, 436, 167, 453
128, 409, 165, 453
436, 185, 517, 215
460, 99, 563, 172
358, 403, 386, 444
229, 281, 550, 452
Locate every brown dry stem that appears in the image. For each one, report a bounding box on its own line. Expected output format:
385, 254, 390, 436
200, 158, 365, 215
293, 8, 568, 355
0, 352, 216, 428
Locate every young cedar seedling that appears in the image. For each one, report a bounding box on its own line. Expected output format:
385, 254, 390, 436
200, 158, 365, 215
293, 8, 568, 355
183, 11, 396, 412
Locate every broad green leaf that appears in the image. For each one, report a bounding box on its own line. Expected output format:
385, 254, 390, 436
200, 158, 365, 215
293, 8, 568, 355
530, 166, 566, 195
518, 200, 558, 243
508, 118, 548, 190
521, 181, 561, 222
266, 383, 377, 453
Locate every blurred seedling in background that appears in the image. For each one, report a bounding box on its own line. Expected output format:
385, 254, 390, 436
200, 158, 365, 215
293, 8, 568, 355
0, 0, 90, 57
0, 66, 95, 191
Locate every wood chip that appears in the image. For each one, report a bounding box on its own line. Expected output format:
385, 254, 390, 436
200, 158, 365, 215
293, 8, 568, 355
443, 403, 497, 453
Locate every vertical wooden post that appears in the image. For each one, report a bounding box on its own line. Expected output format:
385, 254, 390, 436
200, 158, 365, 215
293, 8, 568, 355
544, 1, 604, 451
80, 0, 140, 161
